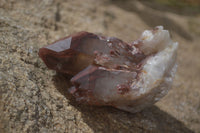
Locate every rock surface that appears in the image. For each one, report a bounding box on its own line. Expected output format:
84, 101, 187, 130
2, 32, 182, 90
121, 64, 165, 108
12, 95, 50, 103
0, 0, 200, 133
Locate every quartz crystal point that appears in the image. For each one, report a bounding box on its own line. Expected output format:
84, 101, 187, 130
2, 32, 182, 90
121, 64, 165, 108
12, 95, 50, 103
39, 26, 178, 113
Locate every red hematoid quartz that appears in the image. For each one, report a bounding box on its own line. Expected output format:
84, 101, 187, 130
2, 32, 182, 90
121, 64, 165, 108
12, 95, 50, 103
39, 26, 178, 113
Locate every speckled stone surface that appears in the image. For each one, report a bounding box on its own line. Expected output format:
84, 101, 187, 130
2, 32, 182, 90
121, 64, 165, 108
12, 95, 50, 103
0, 0, 200, 133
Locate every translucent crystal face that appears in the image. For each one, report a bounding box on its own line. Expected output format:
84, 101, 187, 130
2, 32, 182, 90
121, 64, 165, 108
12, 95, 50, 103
39, 26, 178, 113
46, 37, 72, 52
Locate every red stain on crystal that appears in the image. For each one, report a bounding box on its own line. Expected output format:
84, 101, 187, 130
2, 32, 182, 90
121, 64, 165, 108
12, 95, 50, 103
117, 84, 130, 95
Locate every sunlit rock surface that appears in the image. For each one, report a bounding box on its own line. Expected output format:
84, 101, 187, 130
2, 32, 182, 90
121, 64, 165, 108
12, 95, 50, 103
39, 26, 178, 113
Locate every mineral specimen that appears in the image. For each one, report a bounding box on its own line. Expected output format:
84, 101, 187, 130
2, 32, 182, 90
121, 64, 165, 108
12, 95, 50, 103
39, 26, 178, 113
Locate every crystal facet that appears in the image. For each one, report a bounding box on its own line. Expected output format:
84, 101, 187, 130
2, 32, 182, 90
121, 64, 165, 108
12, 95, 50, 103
39, 26, 178, 113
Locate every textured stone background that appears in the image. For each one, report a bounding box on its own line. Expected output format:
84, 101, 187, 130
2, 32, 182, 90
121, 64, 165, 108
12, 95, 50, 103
0, 0, 200, 132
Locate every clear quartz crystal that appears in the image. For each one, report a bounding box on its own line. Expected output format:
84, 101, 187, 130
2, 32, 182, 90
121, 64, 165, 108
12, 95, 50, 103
39, 26, 178, 113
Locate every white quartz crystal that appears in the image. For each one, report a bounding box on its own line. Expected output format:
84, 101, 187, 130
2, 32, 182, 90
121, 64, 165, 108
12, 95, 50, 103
117, 26, 178, 113
136, 26, 178, 95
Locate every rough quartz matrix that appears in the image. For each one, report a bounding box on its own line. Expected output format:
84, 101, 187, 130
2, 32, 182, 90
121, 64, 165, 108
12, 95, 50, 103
39, 26, 178, 113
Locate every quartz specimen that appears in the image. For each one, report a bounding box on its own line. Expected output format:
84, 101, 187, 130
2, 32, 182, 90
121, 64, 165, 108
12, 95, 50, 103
39, 26, 178, 113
